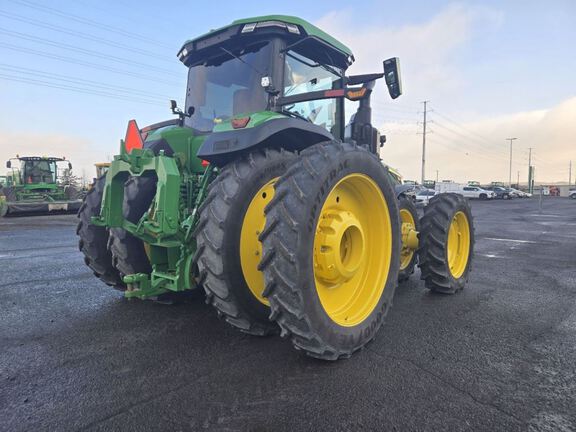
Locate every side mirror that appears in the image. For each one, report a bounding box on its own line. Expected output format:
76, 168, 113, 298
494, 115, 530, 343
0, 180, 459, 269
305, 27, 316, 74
383, 57, 402, 99
170, 99, 178, 111
68, 162, 73, 170
6, 161, 11, 169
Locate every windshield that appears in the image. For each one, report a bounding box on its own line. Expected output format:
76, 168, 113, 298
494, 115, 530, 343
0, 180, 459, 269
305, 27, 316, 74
20, 160, 57, 184
185, 42, 271, 133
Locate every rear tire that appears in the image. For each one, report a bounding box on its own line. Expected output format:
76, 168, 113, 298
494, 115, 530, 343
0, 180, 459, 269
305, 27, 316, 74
260, 141, 401, 360
418, 193, 474, 294
195, 148, 297, 336
76, 176, 124, 289
108, 176, 155, 278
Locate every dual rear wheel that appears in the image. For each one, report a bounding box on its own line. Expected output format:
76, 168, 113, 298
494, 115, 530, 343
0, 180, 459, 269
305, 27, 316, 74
196, 142, 401, 359
196, 142, 474, 359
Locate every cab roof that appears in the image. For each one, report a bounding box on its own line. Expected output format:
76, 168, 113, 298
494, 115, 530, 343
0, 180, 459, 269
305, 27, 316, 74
12, 156, 66, 162
178, 15, 354, 69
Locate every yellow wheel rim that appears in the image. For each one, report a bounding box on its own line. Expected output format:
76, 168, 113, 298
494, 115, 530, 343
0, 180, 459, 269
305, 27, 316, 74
447, 211, 471, 278
313, 174, 392, 327
399, 208, 416, 271
239, 178, 277, 306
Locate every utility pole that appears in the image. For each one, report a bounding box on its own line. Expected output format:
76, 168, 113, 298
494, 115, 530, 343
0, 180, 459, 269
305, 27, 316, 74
570, 160, 572, 186
517, 171, 520, 188
421, 101, 429, 185
436, 170, 439, 183
506, 137, 517, 187
528, 147, 534, 194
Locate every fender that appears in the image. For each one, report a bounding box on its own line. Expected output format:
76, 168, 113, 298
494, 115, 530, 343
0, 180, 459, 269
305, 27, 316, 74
197, 117, 334, 165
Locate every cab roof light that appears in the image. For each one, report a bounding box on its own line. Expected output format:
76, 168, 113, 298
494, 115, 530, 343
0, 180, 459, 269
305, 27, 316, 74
241, 23, 257, 33
178, 47, 188, 60
285, 23, 300, 34
241, 21, 300, 35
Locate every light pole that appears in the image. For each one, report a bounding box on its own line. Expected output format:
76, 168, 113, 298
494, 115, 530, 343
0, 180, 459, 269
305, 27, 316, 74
506, 137, 517, 187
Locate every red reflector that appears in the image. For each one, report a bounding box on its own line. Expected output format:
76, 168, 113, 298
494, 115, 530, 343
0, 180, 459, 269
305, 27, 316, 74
231, 116, 250, 129
124, 119, 144, 153
201, 159, 209, 167
324, 89, 345, 97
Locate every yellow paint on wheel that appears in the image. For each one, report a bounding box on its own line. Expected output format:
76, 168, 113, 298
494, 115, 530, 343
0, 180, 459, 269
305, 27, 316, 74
447, 211, 471, 278
313, 174, 392, 327
239, 178, 277, 306
399, 208, 416, 271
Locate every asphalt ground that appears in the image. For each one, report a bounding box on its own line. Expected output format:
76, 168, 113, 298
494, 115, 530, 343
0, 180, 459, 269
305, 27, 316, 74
1, 197, 575, 432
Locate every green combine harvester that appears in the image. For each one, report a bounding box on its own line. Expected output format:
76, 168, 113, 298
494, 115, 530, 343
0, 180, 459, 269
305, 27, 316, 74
78, 15, 474, 360
0, 156, 82, 217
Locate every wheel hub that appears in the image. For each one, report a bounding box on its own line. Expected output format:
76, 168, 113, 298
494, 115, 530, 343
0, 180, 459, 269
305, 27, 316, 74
315, 210, 366, 285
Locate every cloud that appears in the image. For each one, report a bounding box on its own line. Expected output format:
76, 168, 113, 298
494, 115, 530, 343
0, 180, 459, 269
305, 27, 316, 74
316, 4, 572, 184
0, 132, 107, 184
381, 96, 576, 184
315, 4, 503, 104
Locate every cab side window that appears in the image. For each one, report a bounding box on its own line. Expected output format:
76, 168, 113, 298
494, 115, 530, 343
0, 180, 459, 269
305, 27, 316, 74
283, 51, 341, 134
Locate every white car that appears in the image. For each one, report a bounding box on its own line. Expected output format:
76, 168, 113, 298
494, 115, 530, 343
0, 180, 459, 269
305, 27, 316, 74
461, 186, 495, 200
570, 189, 576, 199
415, 189, 437, 205
510, 188, 532, 198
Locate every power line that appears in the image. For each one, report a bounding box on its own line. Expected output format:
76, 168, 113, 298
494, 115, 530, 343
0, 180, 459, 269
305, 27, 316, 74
7, 0, 172, 49
0, 63, 173, 99
0, 72, 166, 106
431, 131, 508, 162
0, 41, 179, 86
432, 120, 508, 159
0, 9, 171, 62
431, 108, 498, 147
0, 27, 179, 76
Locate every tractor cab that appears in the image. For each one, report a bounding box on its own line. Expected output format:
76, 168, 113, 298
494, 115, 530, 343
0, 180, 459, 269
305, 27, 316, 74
6, 156, 71, 189
176, 16, 402, 163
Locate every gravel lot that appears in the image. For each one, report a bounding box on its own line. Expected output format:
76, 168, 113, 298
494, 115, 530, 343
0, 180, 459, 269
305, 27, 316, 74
1, 197, 575, 431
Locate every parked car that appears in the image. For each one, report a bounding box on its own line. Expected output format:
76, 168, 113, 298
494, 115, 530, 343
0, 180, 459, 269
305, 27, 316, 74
415, 189, 437, 205
569, 189, 576, 199
436, 182, 495, 199
489, 186, 514, 200
509, 188, 532, 198
461, 186, 496, 200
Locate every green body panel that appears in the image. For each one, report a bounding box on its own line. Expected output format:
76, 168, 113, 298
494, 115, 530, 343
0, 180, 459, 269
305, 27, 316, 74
212, 110, 285, 133
145, 125, 206, 173
94, 128, 216, 298
180, 15, 353, 58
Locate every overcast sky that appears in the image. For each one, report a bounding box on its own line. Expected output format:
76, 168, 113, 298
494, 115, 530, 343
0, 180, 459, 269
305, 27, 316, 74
0, 0, 574, 184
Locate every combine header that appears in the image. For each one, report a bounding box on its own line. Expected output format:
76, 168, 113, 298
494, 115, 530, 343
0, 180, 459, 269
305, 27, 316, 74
0, 156, 82, 216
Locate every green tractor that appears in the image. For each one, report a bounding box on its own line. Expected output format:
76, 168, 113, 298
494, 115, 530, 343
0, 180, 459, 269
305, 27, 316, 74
78, 15, 474, 360
0, 156, 82, 217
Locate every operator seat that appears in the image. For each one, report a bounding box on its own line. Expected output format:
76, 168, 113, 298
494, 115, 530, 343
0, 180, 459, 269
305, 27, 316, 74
233, 88, 267, 116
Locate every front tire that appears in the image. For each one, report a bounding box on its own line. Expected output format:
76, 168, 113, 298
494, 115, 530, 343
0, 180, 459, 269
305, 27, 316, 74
195, 148, 297, 336
418, 193, 474, 294
398, 196, 419, 282
260, 141, 401, 360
